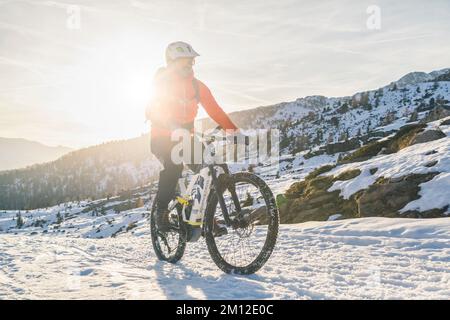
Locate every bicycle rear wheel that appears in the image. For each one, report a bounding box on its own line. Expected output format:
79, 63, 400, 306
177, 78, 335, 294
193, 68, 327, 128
150, 201, 186, 263
204, 172, 279, 274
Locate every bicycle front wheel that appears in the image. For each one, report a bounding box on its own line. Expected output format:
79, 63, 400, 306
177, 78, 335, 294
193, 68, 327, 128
204, 172, 279, 274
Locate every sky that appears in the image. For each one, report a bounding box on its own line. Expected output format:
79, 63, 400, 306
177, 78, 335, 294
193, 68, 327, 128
1, 0, 450, 148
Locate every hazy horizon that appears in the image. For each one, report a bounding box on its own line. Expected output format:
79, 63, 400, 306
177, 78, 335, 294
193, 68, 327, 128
0, 62, 447, 150
1, 0, 450, 148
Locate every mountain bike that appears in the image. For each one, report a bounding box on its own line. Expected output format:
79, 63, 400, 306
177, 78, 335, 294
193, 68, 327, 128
150, 129, 279, 274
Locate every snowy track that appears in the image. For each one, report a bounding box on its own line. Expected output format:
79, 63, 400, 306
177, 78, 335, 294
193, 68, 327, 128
1, 217, 449, 299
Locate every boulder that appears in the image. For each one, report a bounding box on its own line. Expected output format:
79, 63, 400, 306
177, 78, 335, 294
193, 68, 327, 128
283, 190, 346, 223
420, 106, 450, 123
356, 173, 438, 217
402, 206, 449, 218
282, 169, 360, 223
339, 123, 426, 163
410, 129, 446, 145
325, 138, 360, 155
335, 169, 361, 181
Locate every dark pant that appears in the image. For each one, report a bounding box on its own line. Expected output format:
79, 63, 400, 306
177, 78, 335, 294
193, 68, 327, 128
151, 136, 183, 211
151, 134, 204, 211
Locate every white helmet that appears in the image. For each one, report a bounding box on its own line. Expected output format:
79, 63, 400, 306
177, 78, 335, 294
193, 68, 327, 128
165, 41, 200, 62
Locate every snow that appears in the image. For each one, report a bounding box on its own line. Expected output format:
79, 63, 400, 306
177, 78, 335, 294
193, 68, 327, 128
0, 204, 151, 239
324, 117, 450, 212
400, 172, 450, 214
327, 214, 342, 221
1, 217, 449, 299
374, 117, 409, 132
328, 168, 377, 200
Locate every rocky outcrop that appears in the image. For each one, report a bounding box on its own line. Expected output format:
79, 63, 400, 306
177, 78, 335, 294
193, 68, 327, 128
281, 170, 445, 223
355, 173, 438, 217
339, 124, 426, 163
281, 120, 449, 223
420, 106, 450, 123
325, 138, 361, 155
339, 123, 447, 165
283, 168, 361, 223
411, 129, 446, 145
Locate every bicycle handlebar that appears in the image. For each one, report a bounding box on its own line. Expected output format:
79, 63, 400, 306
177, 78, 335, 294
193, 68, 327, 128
197, 133, 249, 147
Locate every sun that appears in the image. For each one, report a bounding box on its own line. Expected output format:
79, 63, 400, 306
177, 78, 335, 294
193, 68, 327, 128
71, 35, 165, 142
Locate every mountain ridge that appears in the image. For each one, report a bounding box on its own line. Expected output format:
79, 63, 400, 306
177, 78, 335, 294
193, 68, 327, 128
0, 137, 73, 171
1, 67, 449, 210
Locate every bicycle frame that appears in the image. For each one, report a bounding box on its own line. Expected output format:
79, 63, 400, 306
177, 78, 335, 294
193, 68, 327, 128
167, 133, 242, 231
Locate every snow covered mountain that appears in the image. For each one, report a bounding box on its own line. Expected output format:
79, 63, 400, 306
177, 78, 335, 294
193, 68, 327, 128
0, 137, 72, 171
0, 135, 160, 210
390, 68, 450, 88
1, 68, 449, 211
2, 117, 449, 237
280, 117, 450, 222
393, 72, 435, 88
200, 68, 450, 154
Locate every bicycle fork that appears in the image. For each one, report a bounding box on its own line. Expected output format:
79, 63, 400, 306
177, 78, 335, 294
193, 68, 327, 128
210, 164, 242, 227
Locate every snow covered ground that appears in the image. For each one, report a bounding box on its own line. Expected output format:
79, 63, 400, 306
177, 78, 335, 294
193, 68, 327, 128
1, 217, 449, 299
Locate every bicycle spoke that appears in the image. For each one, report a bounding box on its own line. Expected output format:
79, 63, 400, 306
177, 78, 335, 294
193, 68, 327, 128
212, 179, 271, 268
151, 204, 186, 262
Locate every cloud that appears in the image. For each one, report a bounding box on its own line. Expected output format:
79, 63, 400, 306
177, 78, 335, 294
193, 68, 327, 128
1, 0, 450, 147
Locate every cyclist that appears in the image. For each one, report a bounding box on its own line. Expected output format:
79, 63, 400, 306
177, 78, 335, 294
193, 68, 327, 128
146, 41, 239, 231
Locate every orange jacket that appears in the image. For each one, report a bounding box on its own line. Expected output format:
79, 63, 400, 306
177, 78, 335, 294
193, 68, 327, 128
146, 67, 237, 138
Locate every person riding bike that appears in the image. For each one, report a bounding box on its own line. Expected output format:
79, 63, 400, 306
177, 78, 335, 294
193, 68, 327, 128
145, 41, 239, 232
